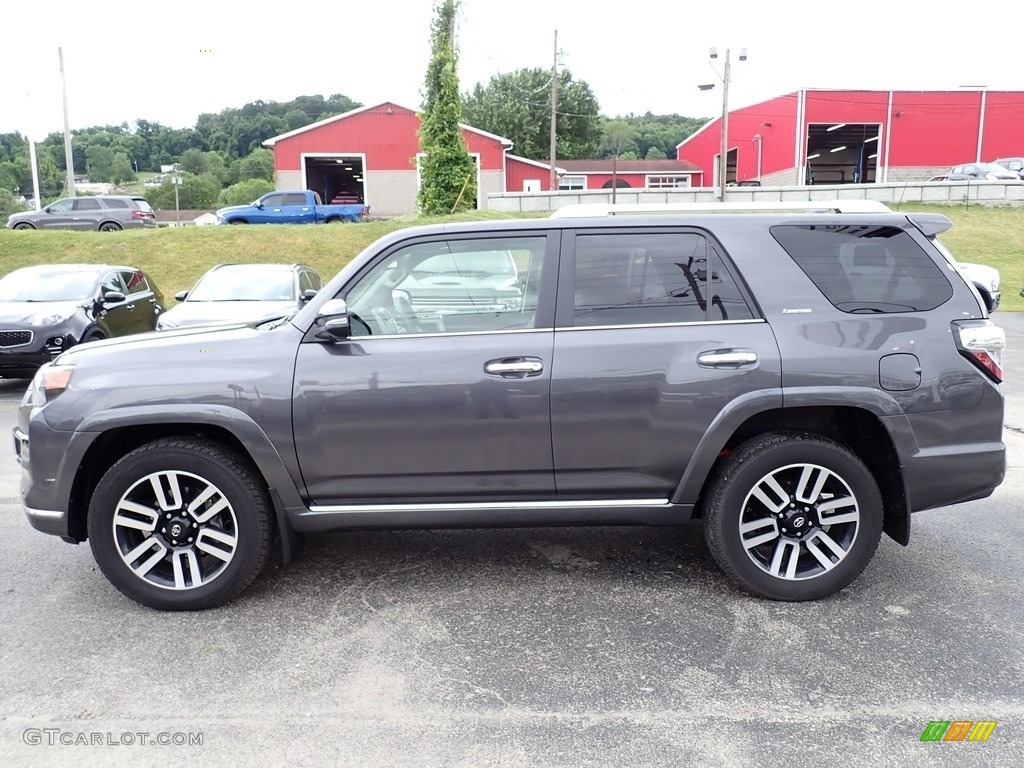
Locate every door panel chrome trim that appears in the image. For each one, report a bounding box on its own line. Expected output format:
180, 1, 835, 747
309, 498, 671, 514
555, 319, 766, 332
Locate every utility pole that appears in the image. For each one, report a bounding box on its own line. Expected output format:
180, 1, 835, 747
717, 49, 731, 203
58, 47, 76, 198
549, 28, 558, 192
29, 139, 42, 211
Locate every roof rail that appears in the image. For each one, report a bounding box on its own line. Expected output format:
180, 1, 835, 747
548, 200, 893, 218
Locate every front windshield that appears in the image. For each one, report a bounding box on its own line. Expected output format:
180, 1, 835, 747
0, 269, 97, 302
187, 268, 295, 302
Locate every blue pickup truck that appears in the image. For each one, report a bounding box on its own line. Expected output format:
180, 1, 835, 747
215, 190, 368, 225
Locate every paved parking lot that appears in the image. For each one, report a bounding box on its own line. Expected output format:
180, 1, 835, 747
2, 315, 1023, 767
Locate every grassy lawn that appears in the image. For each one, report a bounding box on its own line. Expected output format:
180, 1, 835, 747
0, 204, 1021, 309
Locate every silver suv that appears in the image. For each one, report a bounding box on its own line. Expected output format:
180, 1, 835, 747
14, 201, 1007, 610
6, 195, 157, 231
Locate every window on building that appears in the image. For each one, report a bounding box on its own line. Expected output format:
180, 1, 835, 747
645, 175, 691, 189
558, 175, 586, 191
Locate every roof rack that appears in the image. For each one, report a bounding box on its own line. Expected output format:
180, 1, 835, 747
548, 200, 893, 218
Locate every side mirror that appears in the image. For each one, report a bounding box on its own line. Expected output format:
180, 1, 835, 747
101, 291, 126, 305
174, 290, 189, 302
314, 298, 350, 341
255, 202, 265, 209
300, 288, 319, 303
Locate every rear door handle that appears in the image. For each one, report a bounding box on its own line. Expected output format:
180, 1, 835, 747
697, 349, 758, 368
484, 357, 544, 378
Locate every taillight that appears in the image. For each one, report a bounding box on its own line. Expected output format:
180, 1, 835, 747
953, 320, 1005, 383
131, 210, 151, 219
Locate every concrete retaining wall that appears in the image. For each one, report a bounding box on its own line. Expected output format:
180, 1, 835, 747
487, 181, 1024, 213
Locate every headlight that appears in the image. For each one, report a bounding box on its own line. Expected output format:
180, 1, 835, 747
30, 311, 73, 326
29, 363, 74, 406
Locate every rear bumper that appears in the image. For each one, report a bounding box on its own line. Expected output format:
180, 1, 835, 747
903, 440, 1006, 512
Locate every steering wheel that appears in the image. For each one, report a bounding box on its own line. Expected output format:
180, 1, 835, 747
392, 293, 423, 333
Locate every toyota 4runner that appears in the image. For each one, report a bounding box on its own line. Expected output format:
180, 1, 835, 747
14, 201, 1007, 610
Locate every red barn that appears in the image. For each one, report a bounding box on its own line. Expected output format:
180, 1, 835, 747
676, 89, 1024, 187
264, 102, 513, 216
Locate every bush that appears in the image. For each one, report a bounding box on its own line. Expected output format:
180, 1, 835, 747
218, 178, 274, 207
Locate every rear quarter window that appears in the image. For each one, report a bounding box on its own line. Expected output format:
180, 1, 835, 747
770, 224, 953, 313
104, 198, 129, 209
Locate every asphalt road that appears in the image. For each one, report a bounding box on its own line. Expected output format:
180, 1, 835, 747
2, 315, 1024, 768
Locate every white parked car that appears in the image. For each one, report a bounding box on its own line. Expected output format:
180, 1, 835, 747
957, 262, 1001, 312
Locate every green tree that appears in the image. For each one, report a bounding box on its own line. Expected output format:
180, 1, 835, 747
645, 146, 667, 160
110, 153, 137, 184
600, 119, 639, 161
232, 148, 275, 182
596, 113, 709, 160
85, 145, 115, 182
462, 68, 602, 160
145, 173, 221, 210
218, 178, 274, 206
179, 148, 209, 176
284, 109, 311, 131
418, 0, 477, 215
0, 188, 27, 220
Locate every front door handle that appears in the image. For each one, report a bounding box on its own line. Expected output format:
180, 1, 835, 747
697, 349, 758, 368
484, 357, 544, 378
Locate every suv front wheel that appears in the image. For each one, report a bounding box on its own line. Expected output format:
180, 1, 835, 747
87, 438, 273, 611
703, 432, 883, 601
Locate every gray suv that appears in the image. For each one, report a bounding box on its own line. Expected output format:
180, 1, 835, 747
14, 202, 1007, 610
6, 195, 157, 231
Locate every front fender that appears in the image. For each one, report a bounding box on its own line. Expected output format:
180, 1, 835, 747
76, 404, 306, 512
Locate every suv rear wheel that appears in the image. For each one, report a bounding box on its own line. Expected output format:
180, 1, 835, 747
703, 432, 882, 601
87, 438, 273, 611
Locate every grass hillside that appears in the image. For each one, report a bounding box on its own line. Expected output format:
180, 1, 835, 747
0, 204, 1021, 309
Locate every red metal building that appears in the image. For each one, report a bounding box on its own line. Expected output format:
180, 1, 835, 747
264, 102, 513, 216
676, 89, 1024, 187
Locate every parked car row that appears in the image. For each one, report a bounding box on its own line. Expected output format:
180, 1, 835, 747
929, 160, 1024, 182
0, 262, 326, 379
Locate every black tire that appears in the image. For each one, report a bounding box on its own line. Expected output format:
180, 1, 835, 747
13, 222, 35, 230
87, 438, 273, 611
703, 432, 882, 602
81, 331, 106, 344
228, 219, 246, 225
99, 222, 122, 232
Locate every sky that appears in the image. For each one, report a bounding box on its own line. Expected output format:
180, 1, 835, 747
1, 0, 1017, 140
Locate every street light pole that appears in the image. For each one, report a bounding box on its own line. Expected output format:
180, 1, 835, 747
718, 49, 731, 202
704, 48, 746, 202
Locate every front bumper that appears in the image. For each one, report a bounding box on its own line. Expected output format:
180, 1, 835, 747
14, 410, 99, 542
0, 327, 73, 377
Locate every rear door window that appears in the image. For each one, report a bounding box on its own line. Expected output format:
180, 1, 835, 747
567, 231, 755, 327
770, 224, 953, 313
